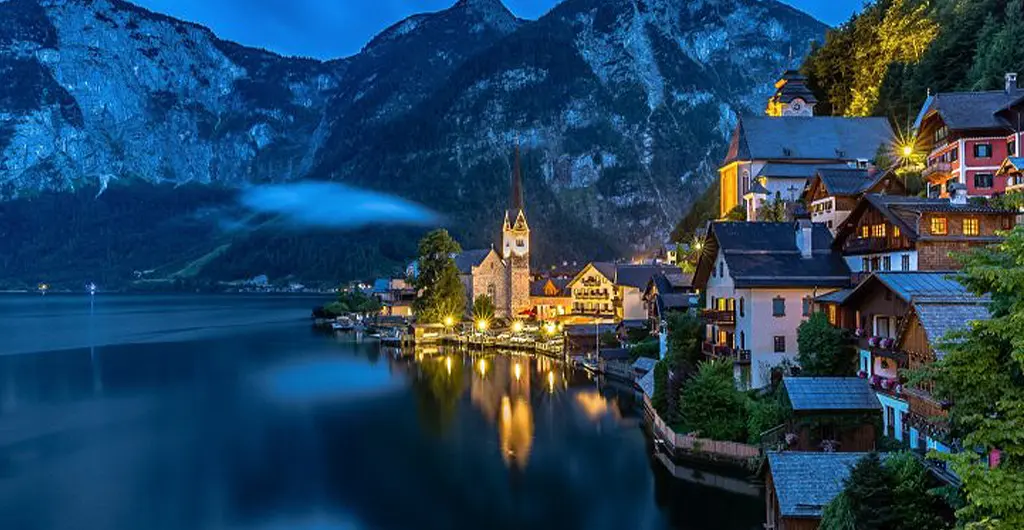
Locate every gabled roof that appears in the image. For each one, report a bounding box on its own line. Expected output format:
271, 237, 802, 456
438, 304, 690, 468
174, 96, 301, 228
454, 248, 498, 274
638, 369, 656, 398
756, 162, 852, 180
657, 293, 691, 314
916, 88, 1024, 131
766, 452, 868, 519
814, 288, 854, 305
997, 157, 1024, 176
783, 377, 881, 412
896, 298, 991, 359
723, 116, 893, 165
530, 278, 569, 297
842, 272, 980, 308
815, 168, 874, 195
616, 265, 678, 289
693, 222, 851, 289
567, 262, 616, 289
833, 194, 1014, 247
598, 348, 630, 361
632, 357, 658, 373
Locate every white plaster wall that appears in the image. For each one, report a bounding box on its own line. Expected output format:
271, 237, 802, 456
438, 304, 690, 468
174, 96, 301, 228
844, 250, 918, 272
748, 288, 818, 388
621, 287, 646, 320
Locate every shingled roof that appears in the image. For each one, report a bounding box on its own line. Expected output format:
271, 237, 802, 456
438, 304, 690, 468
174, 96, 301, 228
454, 249, 496, 274
695, 222, 851, 289
915, 87, 1024, 131
903, 299, 990, 359
834, 194, 1015, 247
616, 265, 678, 289
783, 377, 881, 412
766, 452, 868, 519
724, 116, 893, 165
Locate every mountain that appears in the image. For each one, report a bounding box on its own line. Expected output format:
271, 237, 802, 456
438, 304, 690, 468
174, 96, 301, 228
0, 0, 827, 288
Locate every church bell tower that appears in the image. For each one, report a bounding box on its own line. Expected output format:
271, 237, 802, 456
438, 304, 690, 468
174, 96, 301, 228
502, 143, 531, 318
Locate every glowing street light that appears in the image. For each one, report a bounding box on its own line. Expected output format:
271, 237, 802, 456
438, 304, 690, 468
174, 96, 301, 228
512, 320, 524, 333
477, 319, 489, 332
901, 144, 914, 158
443, 316, 454, 328
544, 322, 557, 335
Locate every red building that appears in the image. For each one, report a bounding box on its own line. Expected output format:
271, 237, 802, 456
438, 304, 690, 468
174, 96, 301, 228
914, 73, 1024, 198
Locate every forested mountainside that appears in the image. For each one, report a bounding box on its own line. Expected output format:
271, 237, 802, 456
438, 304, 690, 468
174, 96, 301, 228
0, 0, 826, 288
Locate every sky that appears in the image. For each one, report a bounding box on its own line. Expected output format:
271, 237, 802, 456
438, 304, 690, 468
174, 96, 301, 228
135, 0, 864, 60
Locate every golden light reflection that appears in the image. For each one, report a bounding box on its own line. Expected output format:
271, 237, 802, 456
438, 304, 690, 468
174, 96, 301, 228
575, 390, 611, 421
499, 395, 534, 469
547, 371, 555, 393
445, 356, 452, 376
511, 320, 523, 333
478, 358, 487, 377
513, 362, 522, 382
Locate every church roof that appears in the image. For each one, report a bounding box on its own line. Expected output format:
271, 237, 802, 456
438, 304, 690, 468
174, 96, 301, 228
454, 249, 495, 274
723, 116, 893, 165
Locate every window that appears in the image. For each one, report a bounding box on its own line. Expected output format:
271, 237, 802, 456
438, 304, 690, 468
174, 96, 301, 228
950, 147, 958, 162
861, 225, 870, 239
931, 217, 948, 235
974, 143, 993, 158
772, 297, 786, 317
718, 261, 724, 278
974, 173, 994, 189
871, 224, 887, 238
1009, 137, 1018, 157
802, 296, 812, 317
827, 304, 838, 325
774, 336, 786, 353
740, 331, 746, 349
964, 218, 980, 236
1004, 216, 1014, 230
871, 257, 880, 271
893, 226, 901, 239
739, 297, 745, 317
883, 256, 891, 271
901, 254, 911, 271
876, 316, 891, 338
935, 126, 948, 143
862, 258, 870, 271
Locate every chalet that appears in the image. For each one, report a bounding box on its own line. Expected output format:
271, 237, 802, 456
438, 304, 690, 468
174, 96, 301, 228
814, 271, 986, 447
914, 72, 1024, 198
802, 168, 906, 233
643, 270, 694, 332
529, 278, 571, 321
693, 220, 851, 389
764, 452, 867, 530
372, 278, 416, 317
719, 70, 893, 218
833, 191, 1016, 276
567, 262, 676, 322
779, 377, 881, 453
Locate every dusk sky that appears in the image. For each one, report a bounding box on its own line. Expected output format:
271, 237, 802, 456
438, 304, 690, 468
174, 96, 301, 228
136, 0, 864, 59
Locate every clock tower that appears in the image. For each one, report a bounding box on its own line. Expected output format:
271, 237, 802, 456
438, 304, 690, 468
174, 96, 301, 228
502, 144, 531, 318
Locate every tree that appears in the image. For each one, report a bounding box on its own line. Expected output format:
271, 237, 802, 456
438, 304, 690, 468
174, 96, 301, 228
471, 294, 495, 324
797, 312, 856, 376
927, 226, 1024, 528
746, 389, 790, 444
724, 204, 746, 222
843, 452, 896, 530
665, 310, 703, 367
756, 196, 790, 222
652, 359, 670, 417
820, 492, 857, 530
678, 360, 748, 441
412, 229, 466, 323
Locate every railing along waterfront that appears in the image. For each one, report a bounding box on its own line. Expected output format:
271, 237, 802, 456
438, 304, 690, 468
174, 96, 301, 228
645, 395, 761, 464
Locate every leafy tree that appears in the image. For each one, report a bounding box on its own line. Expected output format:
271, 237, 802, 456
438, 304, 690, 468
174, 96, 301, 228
678, 360, 748, 441
630, 338, 660, 362
927, 226, 1024, 528
724, 204, 746, 222
887, 452, 953, 530
324, 289, 382, 317
652, 359, 670, 417
843, 452, 896, 530
966, 1, 1024, 91
756, 196, 790, 222
412, 229, 466, 323
746, 389, 790, 444
665, 310, 703, 367
820, 492, 857, 530
797, 312, 856, 376
471, 294, 495, 324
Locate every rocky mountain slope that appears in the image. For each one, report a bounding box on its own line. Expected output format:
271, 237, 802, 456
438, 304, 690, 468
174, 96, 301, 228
0, 0, 827, 287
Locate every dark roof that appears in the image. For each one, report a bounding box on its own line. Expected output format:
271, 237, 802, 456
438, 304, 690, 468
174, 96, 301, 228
664, 272, 692, 289
916, 88, 1024, 130
638, 370, 656, 397
618, 319, 648, 329
871, 272, 973, 302
783, 377, 882, 412
748, 179, 770, 195
657, 293, 690, 313
815, 168, 875, 196
767, 452, 868, 519
913, 301, 990, 359
592, 262, 617, 282
454, 249, 494, 274
598, 348, 630, 361
756, 162, 852, 179
724, 116, 893, 165
814, 288, 854, 305
697, 222, 851, 288
615, 265, 677, 289
771, 71, 819, 105
632, 357, 658, 372
565, 323, 618, 336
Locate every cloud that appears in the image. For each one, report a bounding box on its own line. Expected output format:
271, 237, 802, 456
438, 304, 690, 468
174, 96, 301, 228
235, 181, 441, 230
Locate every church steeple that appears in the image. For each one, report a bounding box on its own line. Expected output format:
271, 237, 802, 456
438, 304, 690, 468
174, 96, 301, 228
502, 141, 529, 259
509, 140, 525, 216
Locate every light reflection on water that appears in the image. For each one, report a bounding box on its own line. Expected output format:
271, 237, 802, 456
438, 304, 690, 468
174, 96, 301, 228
0, 294, 765, 530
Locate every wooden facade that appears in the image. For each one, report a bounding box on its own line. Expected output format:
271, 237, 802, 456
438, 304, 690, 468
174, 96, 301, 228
764, 470, 821, 530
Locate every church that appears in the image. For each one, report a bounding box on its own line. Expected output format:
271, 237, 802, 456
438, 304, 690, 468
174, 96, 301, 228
454, 147, 531, 320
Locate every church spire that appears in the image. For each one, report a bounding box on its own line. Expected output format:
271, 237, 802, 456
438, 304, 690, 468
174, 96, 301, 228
509, 138, 524, 213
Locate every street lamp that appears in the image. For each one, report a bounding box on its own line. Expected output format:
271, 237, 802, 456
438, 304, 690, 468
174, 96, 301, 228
443, 315, 454, 328
901, 144, 914, 158
544, 322, 557, 335
512, 320, 524, 333
477, 319, 489, 333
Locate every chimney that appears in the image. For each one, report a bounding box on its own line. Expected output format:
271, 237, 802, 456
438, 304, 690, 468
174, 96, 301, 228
950, 182, 968, 205
794, 204, 813, 258
1007, 73, 1018, 94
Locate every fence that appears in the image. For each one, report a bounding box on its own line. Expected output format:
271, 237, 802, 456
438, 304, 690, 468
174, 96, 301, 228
645, 395, 761, 463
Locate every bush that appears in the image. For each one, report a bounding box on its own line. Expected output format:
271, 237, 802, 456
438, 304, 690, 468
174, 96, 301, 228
678, 360, 748, 441
630, 338, 660, 361
746, 390, 790, 444
797, 312, 856, 376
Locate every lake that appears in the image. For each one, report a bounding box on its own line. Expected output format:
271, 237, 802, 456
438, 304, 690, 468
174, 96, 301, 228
0, 294, 764, 530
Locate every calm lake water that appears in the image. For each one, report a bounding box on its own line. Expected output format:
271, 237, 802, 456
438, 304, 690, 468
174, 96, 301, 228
0, 294, 763, 530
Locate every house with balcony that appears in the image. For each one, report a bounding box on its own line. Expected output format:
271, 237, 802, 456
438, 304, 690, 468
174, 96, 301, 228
566, 262, 676, 322
529, 278, 571, 321
693, 220, 851, 389
913, 72, 1024, 198
719, 70, 894, 219
814, 271, 987, 448
778, 377, 881, 453
832, 191, 1016, 277
801, 167, 906, 234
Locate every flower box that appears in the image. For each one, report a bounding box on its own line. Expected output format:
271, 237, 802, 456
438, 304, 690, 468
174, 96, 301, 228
867, 336, 880, 347
854, 328, 864, 338
880, 337, 894, 349
870, 374, 882, 387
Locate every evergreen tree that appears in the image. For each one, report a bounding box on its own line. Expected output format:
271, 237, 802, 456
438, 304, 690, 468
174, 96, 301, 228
652, 359, 670, 417
797, 312, 856, 376
844, 453, 896, 530
665, 310, 703, 368
412, 229, 466, 323
471, 294, 495, 324
678, 360, 748, 441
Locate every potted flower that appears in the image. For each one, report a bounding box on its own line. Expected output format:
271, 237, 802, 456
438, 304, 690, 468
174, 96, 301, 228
882, 378, 895, 391
880, 337, 894, 349
857, 370, 868, 379
867, 336, 879, 348
870, 374, 882, 388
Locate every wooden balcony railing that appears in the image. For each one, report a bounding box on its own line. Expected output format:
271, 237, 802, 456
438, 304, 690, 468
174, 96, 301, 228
701, 309, 736, 325
922, 162, 953, 180
702, 341, 751, 364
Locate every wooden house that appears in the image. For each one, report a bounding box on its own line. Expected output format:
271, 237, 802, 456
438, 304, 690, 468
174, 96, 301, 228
764, 452, 868, 530
802, 167, 906, 234
779, 377, 881, 453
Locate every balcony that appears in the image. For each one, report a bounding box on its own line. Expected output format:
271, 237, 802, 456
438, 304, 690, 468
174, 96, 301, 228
867, 373, 905, 400
843, 237, 895, 255
702, 341, 751, 364
701, 309, 736, 325
922, 162, 953, 181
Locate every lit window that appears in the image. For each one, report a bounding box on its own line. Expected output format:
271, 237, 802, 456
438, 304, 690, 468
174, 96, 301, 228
827, 304, 838, 325
964, 218, 980, 236
893, 226, 901, 238
871, 224, 887, 238
861, 225, 870, 239
931, 217, 948, 235
774, 336, 786, 353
